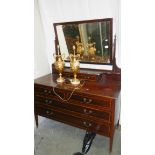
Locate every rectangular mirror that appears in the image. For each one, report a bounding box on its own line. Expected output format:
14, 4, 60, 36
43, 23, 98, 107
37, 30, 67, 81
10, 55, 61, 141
54, 18, 113, 70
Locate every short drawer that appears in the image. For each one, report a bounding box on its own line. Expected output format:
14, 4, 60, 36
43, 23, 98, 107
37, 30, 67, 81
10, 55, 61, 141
63, 73, 98, 81
36, 105, 110, 136
70, 93, 111, 109
34, 86, 65, 98
35, 95, 111, 123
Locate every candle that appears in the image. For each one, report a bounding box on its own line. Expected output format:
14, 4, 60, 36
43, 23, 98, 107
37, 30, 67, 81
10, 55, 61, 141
73, 45, 75, 55
57, 45, 60, 55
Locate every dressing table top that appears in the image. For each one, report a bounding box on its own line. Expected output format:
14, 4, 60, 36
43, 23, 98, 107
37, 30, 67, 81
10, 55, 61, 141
34, 74, 121, 99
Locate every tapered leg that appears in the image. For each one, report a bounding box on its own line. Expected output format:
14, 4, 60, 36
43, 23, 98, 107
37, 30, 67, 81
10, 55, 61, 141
35, 114, 38, 128
110, 135, 114, 152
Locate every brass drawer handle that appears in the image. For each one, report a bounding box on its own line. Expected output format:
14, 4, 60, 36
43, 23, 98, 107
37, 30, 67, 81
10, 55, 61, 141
45, 99, 48, 103
49, 100, 52, 104
44, 89, 47, 93
88, 99, 92, 103
83, 98, 87, 102
83, 109, 92, 114
83, 121, 92, 127
43, 89, 51, 94
46, 110, 53, 115
83, 98, 92, 103
44, 99, 52, 104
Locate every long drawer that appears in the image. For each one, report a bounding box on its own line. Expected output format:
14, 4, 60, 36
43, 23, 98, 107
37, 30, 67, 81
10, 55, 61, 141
35, 95, 111, 123
35, 85, 112, 110
35, 105, 110, 136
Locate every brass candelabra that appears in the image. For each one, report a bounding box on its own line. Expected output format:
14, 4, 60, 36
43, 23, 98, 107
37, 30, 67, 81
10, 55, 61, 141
70, 46, 80, 85
53, 45, 65, 83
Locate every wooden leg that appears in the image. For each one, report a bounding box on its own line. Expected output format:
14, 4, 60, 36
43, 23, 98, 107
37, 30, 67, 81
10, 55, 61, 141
35, 114, 38, 128
109, 135, 113, 152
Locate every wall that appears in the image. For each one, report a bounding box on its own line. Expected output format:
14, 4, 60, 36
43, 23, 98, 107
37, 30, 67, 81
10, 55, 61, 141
34, 0, 50, 79
37, 0, 121, 68
34, 0, 51, 126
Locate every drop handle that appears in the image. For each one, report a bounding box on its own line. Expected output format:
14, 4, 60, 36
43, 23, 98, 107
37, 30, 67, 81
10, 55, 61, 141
83, 121, 92, 127
45, 99, 48, 103
44, 99, 52, 104
83, 98, 87, 102
46, 110, 53, 115
83, 109, 92, 114
49, 100, 52, 104
87, 99, 92, 103
44, 89, 47, 93
83, 98, 92, 103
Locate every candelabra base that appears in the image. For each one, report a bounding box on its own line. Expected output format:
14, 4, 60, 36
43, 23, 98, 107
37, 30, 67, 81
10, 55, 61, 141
56, 76, 65, 83
71, 78, 80, 85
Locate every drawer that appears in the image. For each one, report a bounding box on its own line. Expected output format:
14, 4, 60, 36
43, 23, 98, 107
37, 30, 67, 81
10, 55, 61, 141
70, 93, 111, 109
35, 86, 112, 110
34, 86, 65, 98
36, 105, 110, 136
35, 95, 111, 123
63, 72, 100, 81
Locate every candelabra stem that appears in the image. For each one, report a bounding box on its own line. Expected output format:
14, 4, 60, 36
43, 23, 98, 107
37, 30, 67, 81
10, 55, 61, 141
74, 74, 77, 80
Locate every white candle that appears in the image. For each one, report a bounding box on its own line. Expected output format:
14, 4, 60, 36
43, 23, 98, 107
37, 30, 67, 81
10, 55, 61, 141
57, 45, 60, 55
73, 45, 75, 55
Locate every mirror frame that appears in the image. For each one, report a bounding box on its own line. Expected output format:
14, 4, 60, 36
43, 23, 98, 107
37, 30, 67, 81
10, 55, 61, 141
53, 18, 114, 70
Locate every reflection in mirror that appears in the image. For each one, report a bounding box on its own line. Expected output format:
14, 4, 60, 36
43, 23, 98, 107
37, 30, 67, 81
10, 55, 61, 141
55, 19, 112, 65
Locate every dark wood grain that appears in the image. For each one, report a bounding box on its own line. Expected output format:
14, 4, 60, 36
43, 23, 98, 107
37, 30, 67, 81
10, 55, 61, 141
35, 104, 110, 136
35, 95, 111, 123
34, 74, 120, 99
34, 73, 120, 152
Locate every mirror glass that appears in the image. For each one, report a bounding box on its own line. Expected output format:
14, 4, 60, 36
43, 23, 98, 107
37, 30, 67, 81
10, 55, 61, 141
54, 18, 113, 65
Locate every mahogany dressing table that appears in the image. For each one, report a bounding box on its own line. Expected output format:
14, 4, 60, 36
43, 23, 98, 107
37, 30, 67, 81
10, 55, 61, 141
34, 18, 121, 153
